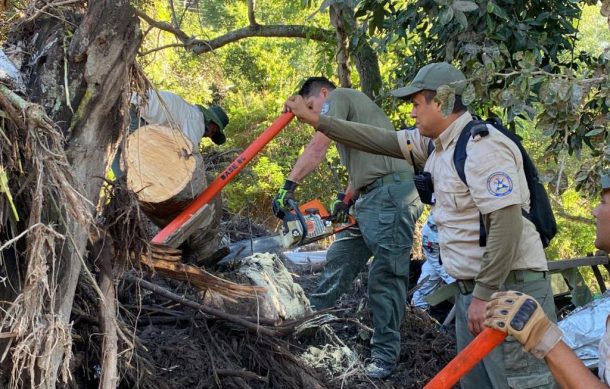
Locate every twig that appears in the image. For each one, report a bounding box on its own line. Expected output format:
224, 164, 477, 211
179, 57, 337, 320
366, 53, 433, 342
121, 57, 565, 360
0, 222, 48, 251
217, 368, 268, 383
124, 273, 279, 337
139, 43, 187, 56
22, 0, 84, 23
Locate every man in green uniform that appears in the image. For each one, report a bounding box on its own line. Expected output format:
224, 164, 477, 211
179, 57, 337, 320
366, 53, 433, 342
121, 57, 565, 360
273, 77, 422, 379
284, 64, 556, 388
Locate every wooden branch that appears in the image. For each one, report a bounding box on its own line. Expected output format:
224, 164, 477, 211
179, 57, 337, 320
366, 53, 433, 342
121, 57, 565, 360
135, 9, 192, 42
191, 25, 333, 54
550, 195, 595, 225
139, 43, 187, 56
96, 239, 118, 389
124, 273, 279, 337
247, 0, 258, 26
135, 9, 333, 54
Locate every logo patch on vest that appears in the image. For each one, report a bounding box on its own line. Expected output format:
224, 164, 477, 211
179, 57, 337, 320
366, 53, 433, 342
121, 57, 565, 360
487, 172, 513, 197
320, 102, 330, 115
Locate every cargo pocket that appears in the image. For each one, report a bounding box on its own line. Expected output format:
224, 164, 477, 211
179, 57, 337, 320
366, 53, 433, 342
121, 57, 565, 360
377, 212, 396, 245
504, 336, 554, 388
507, 372, 553, 388
502, 336, 528, 370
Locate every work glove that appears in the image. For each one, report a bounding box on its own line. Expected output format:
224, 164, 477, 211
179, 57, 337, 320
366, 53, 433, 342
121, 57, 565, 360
331, 192, 354, 223
484, 291, 563, 359
272, 179, 298, 218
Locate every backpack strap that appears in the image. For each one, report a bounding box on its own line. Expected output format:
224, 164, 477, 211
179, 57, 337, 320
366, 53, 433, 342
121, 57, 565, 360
453, 119, 490, 246
427, 138, 435, 157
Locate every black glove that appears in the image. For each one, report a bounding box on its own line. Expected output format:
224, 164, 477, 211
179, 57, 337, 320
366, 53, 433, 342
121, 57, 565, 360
272, 179, 298, 218
331, 192, 354, 223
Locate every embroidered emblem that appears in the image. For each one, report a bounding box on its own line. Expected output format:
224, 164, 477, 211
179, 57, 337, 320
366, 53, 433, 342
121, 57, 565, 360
320, 102, 330, 115
487, 172, 513, 197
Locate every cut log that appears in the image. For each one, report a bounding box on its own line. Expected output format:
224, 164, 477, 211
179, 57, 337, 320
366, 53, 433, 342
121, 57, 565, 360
124, 124, 222, 259
124, 124, 205, 208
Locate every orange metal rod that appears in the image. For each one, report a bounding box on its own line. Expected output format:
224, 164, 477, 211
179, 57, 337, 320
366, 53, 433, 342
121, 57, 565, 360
152, 112, 295, 245
423, 328, 507, 389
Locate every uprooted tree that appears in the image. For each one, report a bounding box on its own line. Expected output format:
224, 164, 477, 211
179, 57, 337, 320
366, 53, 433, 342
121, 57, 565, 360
2, 0, 610, 387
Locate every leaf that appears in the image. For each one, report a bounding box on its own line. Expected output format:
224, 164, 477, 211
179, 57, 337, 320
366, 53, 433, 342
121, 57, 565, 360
570, 84, 583, 107
452, 1, 478, 13
489, 2, 509, 20
445, 40, 455, 60
435, 85, 456, 118
439, 6, 454, 25
463, 43, 481, 54
585, 128, 605, 137
462, 83, 476, 106
454, 10, 468, 28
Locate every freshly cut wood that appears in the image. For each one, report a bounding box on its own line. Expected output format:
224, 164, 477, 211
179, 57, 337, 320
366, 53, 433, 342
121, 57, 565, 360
124, 124, 222, 258
124, 124, 206, 205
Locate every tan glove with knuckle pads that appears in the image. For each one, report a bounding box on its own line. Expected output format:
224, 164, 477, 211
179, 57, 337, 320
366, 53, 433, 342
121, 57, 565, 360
484, 291, 563, 359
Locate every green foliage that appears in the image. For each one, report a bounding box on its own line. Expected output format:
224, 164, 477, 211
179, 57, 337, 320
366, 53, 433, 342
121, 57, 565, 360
545, 189, 596, 260
356, 0, 610, 195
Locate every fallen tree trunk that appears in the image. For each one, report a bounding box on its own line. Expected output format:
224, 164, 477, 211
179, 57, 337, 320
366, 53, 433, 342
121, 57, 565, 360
124, 124, 222, 261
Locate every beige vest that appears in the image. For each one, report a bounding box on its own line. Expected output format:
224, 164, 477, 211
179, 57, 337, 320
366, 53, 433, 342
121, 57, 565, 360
397, 112, 547, 279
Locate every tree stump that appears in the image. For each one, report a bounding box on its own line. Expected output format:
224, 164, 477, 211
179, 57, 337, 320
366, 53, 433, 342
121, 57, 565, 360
124, 124, 222, 261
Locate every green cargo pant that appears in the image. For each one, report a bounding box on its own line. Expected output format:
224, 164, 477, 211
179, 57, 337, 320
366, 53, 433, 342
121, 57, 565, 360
456, 275, 557, 389
357, 180, 421, 363
309, 227, 371, 309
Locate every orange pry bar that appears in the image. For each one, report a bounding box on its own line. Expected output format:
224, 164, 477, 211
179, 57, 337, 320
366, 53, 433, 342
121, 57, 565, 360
423, 328, 506, 389
151, 112, 294, 246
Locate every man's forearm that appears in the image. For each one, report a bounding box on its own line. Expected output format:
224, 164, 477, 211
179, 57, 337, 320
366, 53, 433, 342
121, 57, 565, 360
317, 116, 404, 159
474, 204, 522, 300
288, 132, 332, 183
545, 341, 608, 389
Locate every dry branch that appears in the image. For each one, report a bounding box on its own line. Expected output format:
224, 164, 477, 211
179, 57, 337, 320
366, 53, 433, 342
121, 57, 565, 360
124, 273, 280, 337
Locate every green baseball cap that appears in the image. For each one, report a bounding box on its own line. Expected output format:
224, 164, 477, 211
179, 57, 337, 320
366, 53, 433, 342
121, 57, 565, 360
197, 105, 229, 145
602, 174, 610, 190
391, 62, 467, 100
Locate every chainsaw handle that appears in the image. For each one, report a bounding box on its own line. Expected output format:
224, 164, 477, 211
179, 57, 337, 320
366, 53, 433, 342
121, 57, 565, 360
424, 328, 506, 389
286, 198, 308, 244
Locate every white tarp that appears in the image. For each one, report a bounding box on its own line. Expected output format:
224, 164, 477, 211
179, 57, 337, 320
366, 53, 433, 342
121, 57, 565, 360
559, 291, 610, 367
283, 250, 327, 265
0, 49, 25, 93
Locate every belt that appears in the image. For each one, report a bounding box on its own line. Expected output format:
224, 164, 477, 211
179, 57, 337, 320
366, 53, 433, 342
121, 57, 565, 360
360, 171, 413, 194
504, 269, 548, 284
424, 270, 548, 306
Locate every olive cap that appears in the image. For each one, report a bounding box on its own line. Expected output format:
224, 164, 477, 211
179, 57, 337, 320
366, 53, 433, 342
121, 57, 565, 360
391, 62, 467, 100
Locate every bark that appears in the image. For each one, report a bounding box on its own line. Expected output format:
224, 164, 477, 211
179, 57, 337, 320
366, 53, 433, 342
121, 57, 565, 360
4, 0, 141, 385
328, 3, 383, 99
95, 238, 118, 389
329, 4, 352, 88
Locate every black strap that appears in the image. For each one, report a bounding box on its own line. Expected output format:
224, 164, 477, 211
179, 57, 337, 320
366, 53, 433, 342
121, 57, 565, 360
453, 119, 491, 247
427, 139, 435, 157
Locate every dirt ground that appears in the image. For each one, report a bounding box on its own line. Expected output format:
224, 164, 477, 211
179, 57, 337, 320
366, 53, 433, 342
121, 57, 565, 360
72, 254, 457, 389
69, 185, 457, 388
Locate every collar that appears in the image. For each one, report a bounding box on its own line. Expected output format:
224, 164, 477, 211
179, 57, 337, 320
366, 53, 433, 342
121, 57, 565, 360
435, 112, 473, 151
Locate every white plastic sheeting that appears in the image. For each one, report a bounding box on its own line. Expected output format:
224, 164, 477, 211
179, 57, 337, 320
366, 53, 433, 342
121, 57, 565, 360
283, 250, 327, 265
0, 49, 25, 93
559, 292, 610, 367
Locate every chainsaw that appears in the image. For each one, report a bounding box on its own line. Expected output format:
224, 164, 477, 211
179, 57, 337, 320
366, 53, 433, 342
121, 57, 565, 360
224, 198, 356, 260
